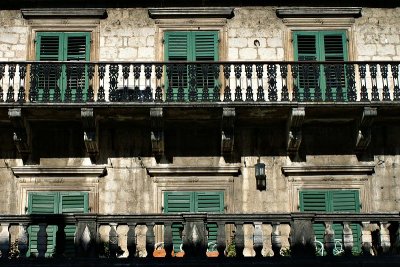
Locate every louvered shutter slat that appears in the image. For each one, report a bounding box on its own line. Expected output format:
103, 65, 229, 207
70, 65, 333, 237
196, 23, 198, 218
195, 192, 223, 249
28, 192, 58, 257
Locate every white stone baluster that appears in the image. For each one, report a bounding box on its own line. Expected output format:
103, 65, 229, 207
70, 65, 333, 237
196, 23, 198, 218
342, 222, 353, 256
361, 221, 372, 256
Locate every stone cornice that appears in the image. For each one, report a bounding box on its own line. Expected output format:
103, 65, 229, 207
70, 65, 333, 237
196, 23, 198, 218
12, 166, 107, 177
276, 7, 362, 18
148, 7, 234, 19
147, 166, 241, 176
281, 164, 375, 176
21, 8, 108, 19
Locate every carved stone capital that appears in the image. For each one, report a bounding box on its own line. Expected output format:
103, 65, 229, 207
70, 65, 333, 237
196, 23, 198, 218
221, 107, 235, 159
287, 107, 305, 158
81, 108, 99, 161
355, 107, 377, 154
150, 107, 164, 159
8, 108, 30, 160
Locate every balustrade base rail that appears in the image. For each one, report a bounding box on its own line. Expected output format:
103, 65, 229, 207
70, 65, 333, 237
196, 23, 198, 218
3, 256, 400, 267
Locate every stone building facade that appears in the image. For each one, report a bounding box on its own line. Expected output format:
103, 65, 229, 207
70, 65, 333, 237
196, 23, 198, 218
0, 2, 399, 258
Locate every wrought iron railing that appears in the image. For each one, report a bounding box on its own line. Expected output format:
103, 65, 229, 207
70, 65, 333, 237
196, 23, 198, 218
0, 61, 399, 103
0, 212, 399, 259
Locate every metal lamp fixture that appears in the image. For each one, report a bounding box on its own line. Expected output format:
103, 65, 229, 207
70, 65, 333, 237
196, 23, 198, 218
255, 159, 266, 191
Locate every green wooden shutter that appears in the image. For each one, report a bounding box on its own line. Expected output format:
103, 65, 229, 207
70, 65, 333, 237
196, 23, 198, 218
164, 191, 224, 253
193, 31, 218, 99
60, 192, 89, 256
321, 32, 348, 99
195, 192, 224, 249
331, 190, 361, 253
299, 190, 361, 255
165, 32, 190, 100
164, 192, 193, 252
35, 33, 63, 102
165, 31, 218, 100
27, 192, 59, 257
299, 191, 328, 248
64, 33, 90, 101
36, 32, 90, 101
293, 31, 347, 101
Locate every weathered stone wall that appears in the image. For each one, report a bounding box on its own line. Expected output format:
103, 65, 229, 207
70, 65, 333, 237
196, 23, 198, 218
355, 8, 400, 61
0, 10, 27, 61
99, 8, 156, 61
0, 7, 399, 217
226, 7, 285, 61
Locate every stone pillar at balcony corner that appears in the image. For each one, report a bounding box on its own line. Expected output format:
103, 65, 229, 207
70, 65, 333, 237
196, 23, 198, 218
287, 107, 305, 160
290, 213, 315, 257
74, 214, 98, 257
81, 108, 99, 162
221, 107, 235, 160
8, 108, 30, 161
150, 107, 164, 161
182, 213, 207, 258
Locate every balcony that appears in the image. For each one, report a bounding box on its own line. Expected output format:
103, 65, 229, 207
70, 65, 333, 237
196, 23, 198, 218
0, 61, 399, 105
0, 213, 400, 266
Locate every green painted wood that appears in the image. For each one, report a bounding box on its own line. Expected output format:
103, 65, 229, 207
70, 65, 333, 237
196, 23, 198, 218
293, 30, 347, 100
164, 191, 224, 253
35, 32, 90, 101
164, 31, 218, 100
27, 192, 88, 257
27, 192, 58, 257
300, 190, 361, 255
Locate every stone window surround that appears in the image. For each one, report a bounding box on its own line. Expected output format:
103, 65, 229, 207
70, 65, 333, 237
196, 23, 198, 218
12, 166, 106, 214
282, 17, 357, 62
25, 18, 100, 61
154, 18, 229, 62
148, 165, 238, 245
148, 166, 239, 214
282, 164, 375, 213
279, 13, 359, 99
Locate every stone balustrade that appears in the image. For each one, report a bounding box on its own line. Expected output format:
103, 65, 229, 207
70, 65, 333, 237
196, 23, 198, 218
0, 212, 399, 259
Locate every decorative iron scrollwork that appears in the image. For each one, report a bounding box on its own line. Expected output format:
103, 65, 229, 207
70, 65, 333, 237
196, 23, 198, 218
346, 64, 357, 102
6, 64, 16, 102
245, 64, 253, 101
370, 64, 379, 101
267, 64, 277, 101
109, 64, 119, 102
97, 64, 106, 102
280, 64, 289, 101
17, 64, 27, 103
359, 64, 368, 101
223, 64, 231, 102
234, 64, 242, 101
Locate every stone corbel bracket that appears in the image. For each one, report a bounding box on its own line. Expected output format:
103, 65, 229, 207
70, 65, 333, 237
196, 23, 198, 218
221, 107, 235, 159
287, 107, 305, 158
81, 108, 98, 161
355, 107, 377, 154
8, 108, 30, 160
150, 107, 164, 159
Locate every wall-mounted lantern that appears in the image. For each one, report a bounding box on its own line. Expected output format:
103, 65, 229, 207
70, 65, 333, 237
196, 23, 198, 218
255, 159, 266, 191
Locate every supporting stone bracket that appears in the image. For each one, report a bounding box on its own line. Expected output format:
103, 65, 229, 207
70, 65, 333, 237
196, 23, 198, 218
221, 107, 235, 159
81, 108, 98, 161
355, 107, 377, 154
8, 108, 30, 160
287, 107, 305, 158
150, 107, 164, 160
